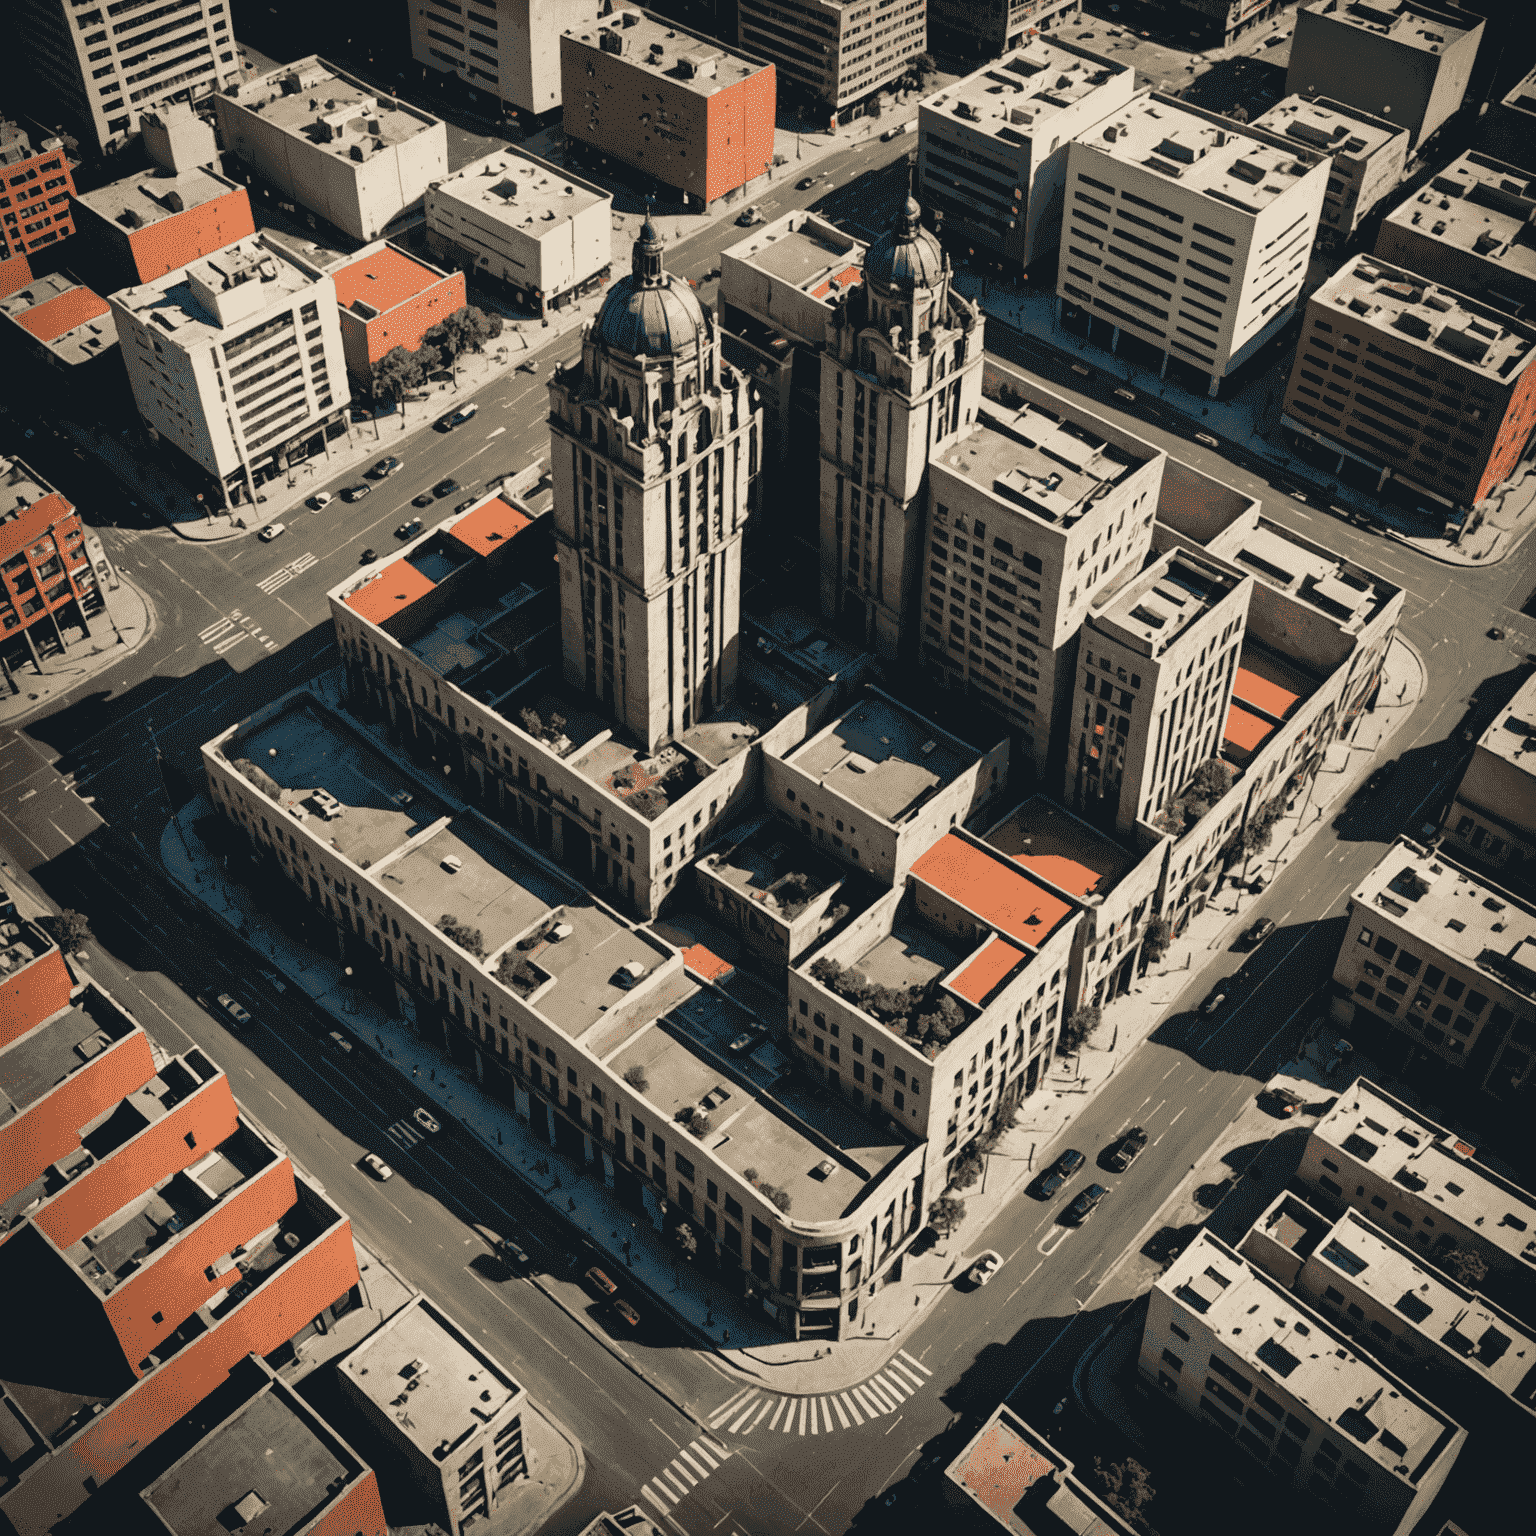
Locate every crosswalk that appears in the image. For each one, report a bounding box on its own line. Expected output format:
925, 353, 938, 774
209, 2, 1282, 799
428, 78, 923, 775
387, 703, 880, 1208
384, 1116, 427, 1151
706, 1350, 932, 1438
198, 611, 277, 655
258, 552, 317, 594
640, 1435, 729, 1514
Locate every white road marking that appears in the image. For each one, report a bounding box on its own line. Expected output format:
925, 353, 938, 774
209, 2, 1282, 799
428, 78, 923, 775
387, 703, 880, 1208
841, 1391, 863, 1426
898, 1350, 931, 1376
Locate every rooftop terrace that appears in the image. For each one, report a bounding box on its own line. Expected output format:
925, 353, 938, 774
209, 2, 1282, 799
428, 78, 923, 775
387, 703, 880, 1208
1384, 152, 1536, 289
225, 57, 441, 152
985, 795, 1140, 898
702, 821, 844, 921
566, 11, 770, 94
0, 990, 138, 1133
432, 150, 607, 227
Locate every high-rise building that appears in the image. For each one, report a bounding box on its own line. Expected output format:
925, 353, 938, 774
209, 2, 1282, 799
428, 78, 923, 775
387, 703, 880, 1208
926, 0, 1084, 59
13, 0, 241, 157
818, 197, 986, 660
548, 222, 760, 751
0, 122, 75, 264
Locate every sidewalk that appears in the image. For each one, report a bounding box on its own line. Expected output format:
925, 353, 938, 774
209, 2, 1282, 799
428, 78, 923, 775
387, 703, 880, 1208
0, 571, 153, 728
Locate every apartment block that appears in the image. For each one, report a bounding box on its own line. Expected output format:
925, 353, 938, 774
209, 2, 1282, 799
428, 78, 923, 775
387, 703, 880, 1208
765, 686, 1010, 889
1478, 63, 1536, 172
1287, 0, 1482, 151
1376, 152, 1536, 316
0, 122, 74, 264
424, 150, 611, 316
1065, 547, 1252, 838
790, 826, 1079, 1158
921, 368, 1165, 776
331, 241, 467, 385
0, 912, 70, 1046
110, 234, 351, 509
1295, 1078, 1536, 1303
1281, 255, 1536, 511
561, 10, 776, 209
1243, 1193, 1536, 1427
1334, 837, 1536, 1099
1250, 95, 1407, 246
927, 0, 1085, 59
1144, 1232, 1464, 1531
71, 164, 255, 288
1059, 92, 1328, 395
0, 273, 118, 381
411, 0, 606, 117
213, 58, 449, 242
339, 1297, 526, 1535
13, 0, 240, 157
917, 39, 1134, 274
1440, 669, 1536, 879
737, 0, 925, 115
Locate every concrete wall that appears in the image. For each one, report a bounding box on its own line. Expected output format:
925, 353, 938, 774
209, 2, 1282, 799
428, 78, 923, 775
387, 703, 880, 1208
71, 185, 255, 289
1153, 458, 1260, 547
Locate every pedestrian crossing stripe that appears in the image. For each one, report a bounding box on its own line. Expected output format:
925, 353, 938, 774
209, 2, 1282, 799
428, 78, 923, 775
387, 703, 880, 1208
258, 552, 317, 594
385, 1118, 424, 1149
640, 1437, 728, 1509
706, 1350, 932, 1436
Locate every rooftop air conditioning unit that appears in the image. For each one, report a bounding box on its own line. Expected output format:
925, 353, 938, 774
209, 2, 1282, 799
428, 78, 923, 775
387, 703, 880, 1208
442, 855, 463, 872
551, 922, 574, 940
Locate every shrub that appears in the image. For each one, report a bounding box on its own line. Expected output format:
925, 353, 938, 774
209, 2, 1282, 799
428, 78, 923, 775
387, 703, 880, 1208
1438, 1245, 1488, 1288
232, 757, 282, 802
687, 1109, 712, 1137
623, 1064, 649, 1091
439, 913, 486, 958
1091, 1459, 1158, 1536
495, 953, 541, 994
1143, 915, 1173, 964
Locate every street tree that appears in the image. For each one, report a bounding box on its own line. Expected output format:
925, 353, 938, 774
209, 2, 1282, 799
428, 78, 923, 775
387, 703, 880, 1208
1060, 1004, 1101, 1054
929, 1193, 966, 1237
1092, 1458, 1159, 1536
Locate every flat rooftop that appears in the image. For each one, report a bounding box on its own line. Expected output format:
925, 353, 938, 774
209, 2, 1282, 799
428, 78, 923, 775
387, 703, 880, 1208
1163, 1232, 1460, 1485
936, 402, 1147, 527
1252, 94, 1403, 160
1496, 63, 1536, 121
0, 276, 116, 364
1315, 255, 1536, 383
913, 833, 1076, 951
786, 693, 973, 825
0, 991, 137, 1133
702, 821, 844, 919
566, 11, 770, 94
1472, 669, 1536, 773
921, 38, 1128, 145
1233, 642, 1315, 723
141, 1377, 361, 1536
1385, 152, 1536, 289
985, 795, 1140, 897
1312, 1075, 1536, 1274
75, 166, 244, 231
1226, 520, 1395, 631
1082, 95, 1319, 215
0, 916, 55, 988
1299, 0, 1480, 52
1091, 549, 1244, 656
722, 213, 865, 300
331, 241, 454, 317
224, 56, 441, 153
432, 150, 607, 228
0, 455, 54, 511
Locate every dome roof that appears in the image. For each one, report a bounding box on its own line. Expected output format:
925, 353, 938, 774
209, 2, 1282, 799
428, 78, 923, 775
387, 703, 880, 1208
864, 196, 944, 294
594, 221, 708, 358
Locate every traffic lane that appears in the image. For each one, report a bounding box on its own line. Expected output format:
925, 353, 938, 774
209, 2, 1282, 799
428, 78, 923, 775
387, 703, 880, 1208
0, 730, 104, 870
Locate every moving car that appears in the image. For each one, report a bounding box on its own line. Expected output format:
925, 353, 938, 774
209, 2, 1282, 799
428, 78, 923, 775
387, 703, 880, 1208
1106, 1126, 1147, 1172
370, 456, 403, 477
516, 359, 540, 374
585, 1266, 619, 1298
967, 1250, 1002, 1286
258, 522, 285, 541
395, 517, 423, 540
412, 491, 436, 507
341, 482, 371, 501
1036, 1148, 1085, 1198
305, 492, 332, 511
433, 478, 459, 498
736, 205, 763, 226
796, 176, 817, 190
1200, 983, 1229, 1016
412, 1106, 440, 1135
729, 1030, 761, 1054
500, 1238, 531, 1269
360, 1153, 392, 1180
1067, 1183, 1108, 1224
437, 403, 479, 430
613, 1299, 641, 1327
213, 992, 252, 1030
1245, 917, 1276, 947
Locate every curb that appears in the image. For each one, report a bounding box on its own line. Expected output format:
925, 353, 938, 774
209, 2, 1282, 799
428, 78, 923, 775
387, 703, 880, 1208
516, 1404, 587, 1536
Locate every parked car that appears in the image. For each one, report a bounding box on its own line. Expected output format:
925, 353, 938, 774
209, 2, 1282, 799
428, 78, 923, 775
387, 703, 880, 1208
736, 206, 763, 226
370, 456, 403, 477
412, 490, 436, 507
1200, 983, 1229, 1016
1036, 1148, 1085, 1198
613, 1299, 641, 1327
412, 1107, 441, 1134
967, 1250, 1003, 1287
433, 478, 459, 498
500, 1238, 531, 1269
395, 517, 423, 540
455, 496, 480, 513
1067, 1183, 1108, 1224
360, 1153, 393, 1180
327, 1030, 353, 1055
1245, 917, 1276, 947
729, 1030, 762, 1054
585, 1266, 619, 1298
341, 482, 371, 501
611, 960, 646, 989
1106, 1126, 1148, 1172
258, 522, 285, 541
305, 492, 333, 511
437, 403, 479, 430
213, 992, 252, 1030
359, 548, 377, 563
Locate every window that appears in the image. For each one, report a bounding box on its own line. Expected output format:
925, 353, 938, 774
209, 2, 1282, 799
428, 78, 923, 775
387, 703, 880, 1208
1162, 1348, 1183, 1372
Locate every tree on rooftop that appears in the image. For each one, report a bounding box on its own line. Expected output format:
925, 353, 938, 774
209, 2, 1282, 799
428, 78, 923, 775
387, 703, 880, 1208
623, 1064, 649, 1091
1437, 1245, 1488, 1289
1187, 759, 1234, 803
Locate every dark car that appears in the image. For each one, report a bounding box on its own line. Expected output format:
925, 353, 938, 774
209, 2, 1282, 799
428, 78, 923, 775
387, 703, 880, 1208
341, 482, 371, 501
1067, 1183, 1108, 1224
1201, 983, 1229, 1016
1106, 1127, 1148, 1173
1036, 1148, 1085, 1198
1363, 763, 1395, 796
796, 176, 817, 190
371, 456, 403, 477
412, 491, 435, 507
436, 403, 479, 430
455, 496, 480, 513
1245, 917, 1276, 947
395, 517, 423, 540
433, 478, 459, 498
359, 548, 377, 563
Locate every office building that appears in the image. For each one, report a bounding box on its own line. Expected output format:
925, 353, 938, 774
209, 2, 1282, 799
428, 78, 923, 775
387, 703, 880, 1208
1143, 1230, 1465, 1533
1333, 837, 1536, 1100
1059, 92, 1329, 396
1295, 1077, 1536, 1301
1478, 63, 1536, 172
411, 0, 605, 117
737, 0, 925, 116
561, 10, 776, 210
339, 1297, 526, 1536
331, 241, 466, 387
71, 164, 254, 289
921, 368, 1165, 776
12, 0, 240, 157
1440, 669, 1536, 881
927, 0, 1085, 59
0, 272, 119, 378
1375, 152, 1536, 317
425, 149, 610, 316
549, 222, 759, 751
110, 234, 351, 509
0, 121, 74, 264
1250, 95, 1407, 246
1281, 255, 1536, 512
818, 197, 986, 658
213, 58, 448, 242
917, 39, 1134, 274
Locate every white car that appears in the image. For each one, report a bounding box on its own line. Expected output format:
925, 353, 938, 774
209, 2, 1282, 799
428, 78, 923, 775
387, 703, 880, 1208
258, 522, 285, 541
968, 1250, 1003, 1286
412, 1106, 441, 1135
361, 1153, 393, 1180
306, 492, 332, 512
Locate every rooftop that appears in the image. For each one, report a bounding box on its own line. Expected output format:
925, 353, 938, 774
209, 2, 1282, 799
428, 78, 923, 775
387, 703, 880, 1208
1496, 63, 1536, 121
985, 795, 1141, 898
911, 833, 1076, 951
1232, 644, 1314, 723
1384, 152, 1536, 291
0, 455, 53, 514
75, 166, 245, 234
786, 692, 974, 825
1162, 1231, 1461, 1485
430, 150, 607, 229
1081, 94, 1320, 214
921, 38, 1129, 146
1313, 255, 1536, 383
1225, 519, 1395, 631
1090, 549, 1245, 657
0, 989, 139, 1134
0, 123, 53, 168
224, 56, 442, 155
565, 11, 771, 95
935, 401, 1149, 527
700, 821, 844, 921
721, 213, 865, 301
1312, 1075, 1536, 1274
1298, 0, 1480, 51
0, 276, 116, 364
331, 241, 455, 318
1251, 94, 1404, 160
1471, 669, 1536, 774
339, 1297, 520, 1461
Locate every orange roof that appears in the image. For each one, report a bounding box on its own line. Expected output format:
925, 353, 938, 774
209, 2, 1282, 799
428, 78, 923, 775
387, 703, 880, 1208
1232, 666, 1299, 721
910, 833, 1073, 948
0, 491, 79, 563
953, 1416, 1057, 1528
810, 264, 863, 299
0, 948, 74, 1049
682, 944, 735, 983
1224, 702, 1275, 753
12, 283, 110, 343
447, 496, 534, 558
1016, 852, 1101, 898
332, 245, 445, 315
948, 938, 1026, 1005
343, 561, 437, 625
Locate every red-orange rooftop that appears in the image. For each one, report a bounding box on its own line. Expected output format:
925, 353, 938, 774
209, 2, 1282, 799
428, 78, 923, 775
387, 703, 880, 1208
1233, 666, 1299, 722
1016, 853, 1100, 898
331, 244, 443, 315
810, 265, 863, 298
949, 938, 1026, 1006
13, 284, 110, 343
950, 1410, 1058, 1532
447, 496, 535, 558
1224, 702, 1275, 754
682, 944, 736, 984
0, 492, 78, 562
343, 561, 437, 625
911, 834, 1073, 949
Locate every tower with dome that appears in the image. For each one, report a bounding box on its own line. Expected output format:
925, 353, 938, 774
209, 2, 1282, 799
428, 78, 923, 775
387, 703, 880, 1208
816, 195, 985, 659
547, 220, 761, 753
